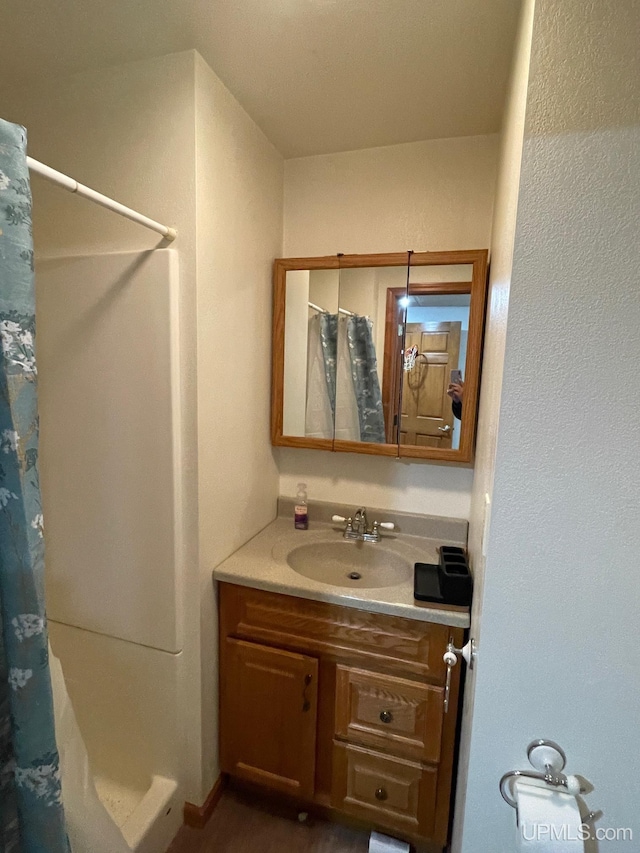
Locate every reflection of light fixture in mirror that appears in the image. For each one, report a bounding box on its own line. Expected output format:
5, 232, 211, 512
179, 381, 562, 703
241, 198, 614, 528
399, 296, 410, 308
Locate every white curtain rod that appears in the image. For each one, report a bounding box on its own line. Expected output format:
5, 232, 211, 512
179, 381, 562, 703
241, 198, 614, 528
26, 157, 177, 242
308, 301, 355, 317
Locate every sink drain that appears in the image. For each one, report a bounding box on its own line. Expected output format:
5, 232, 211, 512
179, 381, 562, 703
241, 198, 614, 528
347, 571, 362, 580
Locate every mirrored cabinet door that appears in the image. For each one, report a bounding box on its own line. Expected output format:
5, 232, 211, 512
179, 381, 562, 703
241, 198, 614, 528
282, 267, 340, 442
334, 263, 406, 448
400, 266, 474, 452
272, 250, 488, 463
401, 297, 470, 451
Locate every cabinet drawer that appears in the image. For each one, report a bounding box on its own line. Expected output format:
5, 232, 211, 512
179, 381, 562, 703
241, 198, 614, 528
220, 583, 457, 683
332, 741, 437, 838
335, 666, 444, 762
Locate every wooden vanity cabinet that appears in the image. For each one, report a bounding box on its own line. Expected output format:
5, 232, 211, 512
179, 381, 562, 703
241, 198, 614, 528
218, 583, 465, 850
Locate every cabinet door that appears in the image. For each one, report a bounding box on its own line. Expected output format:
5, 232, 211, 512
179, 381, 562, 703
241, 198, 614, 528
220, 638, 318, 799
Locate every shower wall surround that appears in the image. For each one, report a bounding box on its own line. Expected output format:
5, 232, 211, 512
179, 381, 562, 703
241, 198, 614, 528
38, 251, 181, 653
37, 250, 185, 836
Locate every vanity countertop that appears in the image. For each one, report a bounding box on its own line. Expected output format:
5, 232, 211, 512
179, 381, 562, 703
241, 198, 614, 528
213, 516, 470, 629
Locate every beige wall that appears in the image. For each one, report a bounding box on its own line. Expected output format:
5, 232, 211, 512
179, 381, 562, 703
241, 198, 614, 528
280, 136, 499, 517
194, 52, 283, 793
284, 135, 499, 256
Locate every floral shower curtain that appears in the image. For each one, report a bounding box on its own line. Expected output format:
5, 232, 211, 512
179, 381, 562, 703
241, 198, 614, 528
0, 119, 70, 851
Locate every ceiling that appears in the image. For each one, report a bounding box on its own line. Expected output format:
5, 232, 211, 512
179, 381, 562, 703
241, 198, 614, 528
2, 0, 522, 158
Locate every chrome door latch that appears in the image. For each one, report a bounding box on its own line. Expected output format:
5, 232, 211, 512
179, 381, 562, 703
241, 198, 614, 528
443, 638, 476, 712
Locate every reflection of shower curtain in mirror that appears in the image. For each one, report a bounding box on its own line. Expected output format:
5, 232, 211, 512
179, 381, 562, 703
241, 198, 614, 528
305, 314, 335, 439
334, 318, 360, 441
305, 314, 385, 443
343, 316, 385, 444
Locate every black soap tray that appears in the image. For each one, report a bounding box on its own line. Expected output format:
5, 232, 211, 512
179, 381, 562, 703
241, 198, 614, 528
414, 546, 472, 606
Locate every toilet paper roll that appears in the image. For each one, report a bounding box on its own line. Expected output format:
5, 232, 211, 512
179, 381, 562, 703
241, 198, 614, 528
515, 779, 585, 852
368, 830, 410, 853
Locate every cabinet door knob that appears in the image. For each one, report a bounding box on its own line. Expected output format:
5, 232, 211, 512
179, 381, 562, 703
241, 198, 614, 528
375, 787, 388, 801
379, 709, 393, 724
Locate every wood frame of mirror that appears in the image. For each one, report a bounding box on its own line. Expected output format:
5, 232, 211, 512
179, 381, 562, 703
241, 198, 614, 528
271, 249, 489, 463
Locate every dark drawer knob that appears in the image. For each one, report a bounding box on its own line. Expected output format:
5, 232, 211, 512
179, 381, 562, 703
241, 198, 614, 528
379, 709, 393, 724
375, 787, 388, 801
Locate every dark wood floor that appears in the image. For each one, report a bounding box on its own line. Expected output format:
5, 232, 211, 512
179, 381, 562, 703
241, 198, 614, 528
165, 789, 370, 853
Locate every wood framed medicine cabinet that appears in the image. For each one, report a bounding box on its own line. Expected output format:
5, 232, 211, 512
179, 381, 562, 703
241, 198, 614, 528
271, 250, 488, 463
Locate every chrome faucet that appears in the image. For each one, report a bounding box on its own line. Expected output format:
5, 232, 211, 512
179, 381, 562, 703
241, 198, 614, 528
353, 507, 368, 536
331, 508, 395, 542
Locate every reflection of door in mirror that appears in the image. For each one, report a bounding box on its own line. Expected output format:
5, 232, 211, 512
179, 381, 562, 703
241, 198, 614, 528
401, 322, 461, 448
383, 288, 471, 451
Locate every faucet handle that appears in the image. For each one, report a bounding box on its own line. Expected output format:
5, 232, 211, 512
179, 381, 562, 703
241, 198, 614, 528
333, 514, 356, 540
378, 522, 395, 531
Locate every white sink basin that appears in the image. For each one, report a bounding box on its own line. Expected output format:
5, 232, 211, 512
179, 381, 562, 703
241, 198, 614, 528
286, 540, 412, 588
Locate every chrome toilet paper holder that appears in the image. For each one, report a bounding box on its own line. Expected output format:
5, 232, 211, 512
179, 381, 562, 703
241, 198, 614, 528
499, 739, 596, 823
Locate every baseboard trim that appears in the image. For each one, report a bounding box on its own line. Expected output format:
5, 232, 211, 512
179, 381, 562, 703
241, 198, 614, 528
183, 774, 226, 828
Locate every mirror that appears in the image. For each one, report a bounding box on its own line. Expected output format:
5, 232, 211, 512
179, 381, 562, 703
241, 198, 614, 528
271, 250, 488, 462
